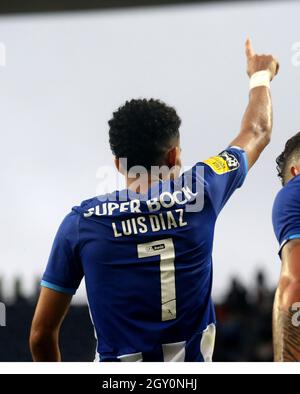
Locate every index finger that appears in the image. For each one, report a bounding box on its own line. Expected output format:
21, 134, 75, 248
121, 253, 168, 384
245, 38, 255, 59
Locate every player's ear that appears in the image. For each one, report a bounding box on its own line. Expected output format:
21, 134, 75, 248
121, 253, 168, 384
291, 165, 300, 178
166, 146, 181, 169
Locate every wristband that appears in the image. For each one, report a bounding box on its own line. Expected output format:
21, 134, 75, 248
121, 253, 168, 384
249, 70, 271, 90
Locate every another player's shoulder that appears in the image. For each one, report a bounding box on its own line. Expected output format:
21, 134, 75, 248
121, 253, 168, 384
272, 175, 300, 247
273, 175, 300, 215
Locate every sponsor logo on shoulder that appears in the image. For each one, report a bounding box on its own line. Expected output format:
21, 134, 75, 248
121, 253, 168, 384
204, 151, 240, 175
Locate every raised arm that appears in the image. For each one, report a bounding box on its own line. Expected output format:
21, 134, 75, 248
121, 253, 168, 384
273, 240, 300, 362
230, 39, 279, 169
30, 287, 72, 362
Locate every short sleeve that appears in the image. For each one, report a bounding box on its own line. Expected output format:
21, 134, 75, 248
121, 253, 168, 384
272, 177, 300, 254
41, 212, 84, 295
200, 147, 248, 215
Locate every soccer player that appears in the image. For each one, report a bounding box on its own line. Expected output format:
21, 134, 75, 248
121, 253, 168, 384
273, 133, 300, 362
30, 39, 279, 362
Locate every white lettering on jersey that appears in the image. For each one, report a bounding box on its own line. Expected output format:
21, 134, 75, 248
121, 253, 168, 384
111, 209, 188, 238
83, 187, 197, 218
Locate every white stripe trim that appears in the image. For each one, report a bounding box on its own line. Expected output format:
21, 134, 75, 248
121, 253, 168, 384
200, 323, 216, 362
162, 341, 186, 362
118, 352, 143, 362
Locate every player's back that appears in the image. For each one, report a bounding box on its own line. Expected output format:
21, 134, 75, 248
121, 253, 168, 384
41, 147, 248, 362
79, 171, 215, 362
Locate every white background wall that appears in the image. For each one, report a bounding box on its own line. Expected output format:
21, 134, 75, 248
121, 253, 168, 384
0, 1, 300, 301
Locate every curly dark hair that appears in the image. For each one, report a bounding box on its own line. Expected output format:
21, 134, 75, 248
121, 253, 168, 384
276, 132, 300, 185
108, 99, 181, 170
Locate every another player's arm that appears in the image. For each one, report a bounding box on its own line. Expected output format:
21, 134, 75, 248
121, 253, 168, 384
273, 240, 300, 362
30, 287, 72, 362
230, 39, 279, 169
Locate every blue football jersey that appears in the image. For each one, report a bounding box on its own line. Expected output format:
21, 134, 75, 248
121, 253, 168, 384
41, 147, 248, 362
273, 175, 300, 254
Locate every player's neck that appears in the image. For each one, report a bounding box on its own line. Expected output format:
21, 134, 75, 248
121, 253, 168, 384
126, 173, 170, 195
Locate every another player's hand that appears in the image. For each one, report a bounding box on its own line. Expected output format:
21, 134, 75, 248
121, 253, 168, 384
246, 38, 280, 80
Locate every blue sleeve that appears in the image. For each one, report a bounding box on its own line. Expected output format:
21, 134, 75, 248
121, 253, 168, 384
272, 178, 300, 254
200, 147, 248, 215
41, 212, 84, 295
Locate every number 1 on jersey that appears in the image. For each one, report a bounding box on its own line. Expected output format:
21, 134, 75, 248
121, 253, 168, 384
138, 238, 176, 322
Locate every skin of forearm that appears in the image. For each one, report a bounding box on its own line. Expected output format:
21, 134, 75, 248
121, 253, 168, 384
241, 87, 273, 147
30, 330, 61, 362
273, 280, 300, 362
29, 288, 72, 362
230, 86, 273, 169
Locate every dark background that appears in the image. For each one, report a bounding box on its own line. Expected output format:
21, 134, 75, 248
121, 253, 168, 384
0, 271, 274, 362
0, 0, 278, 15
